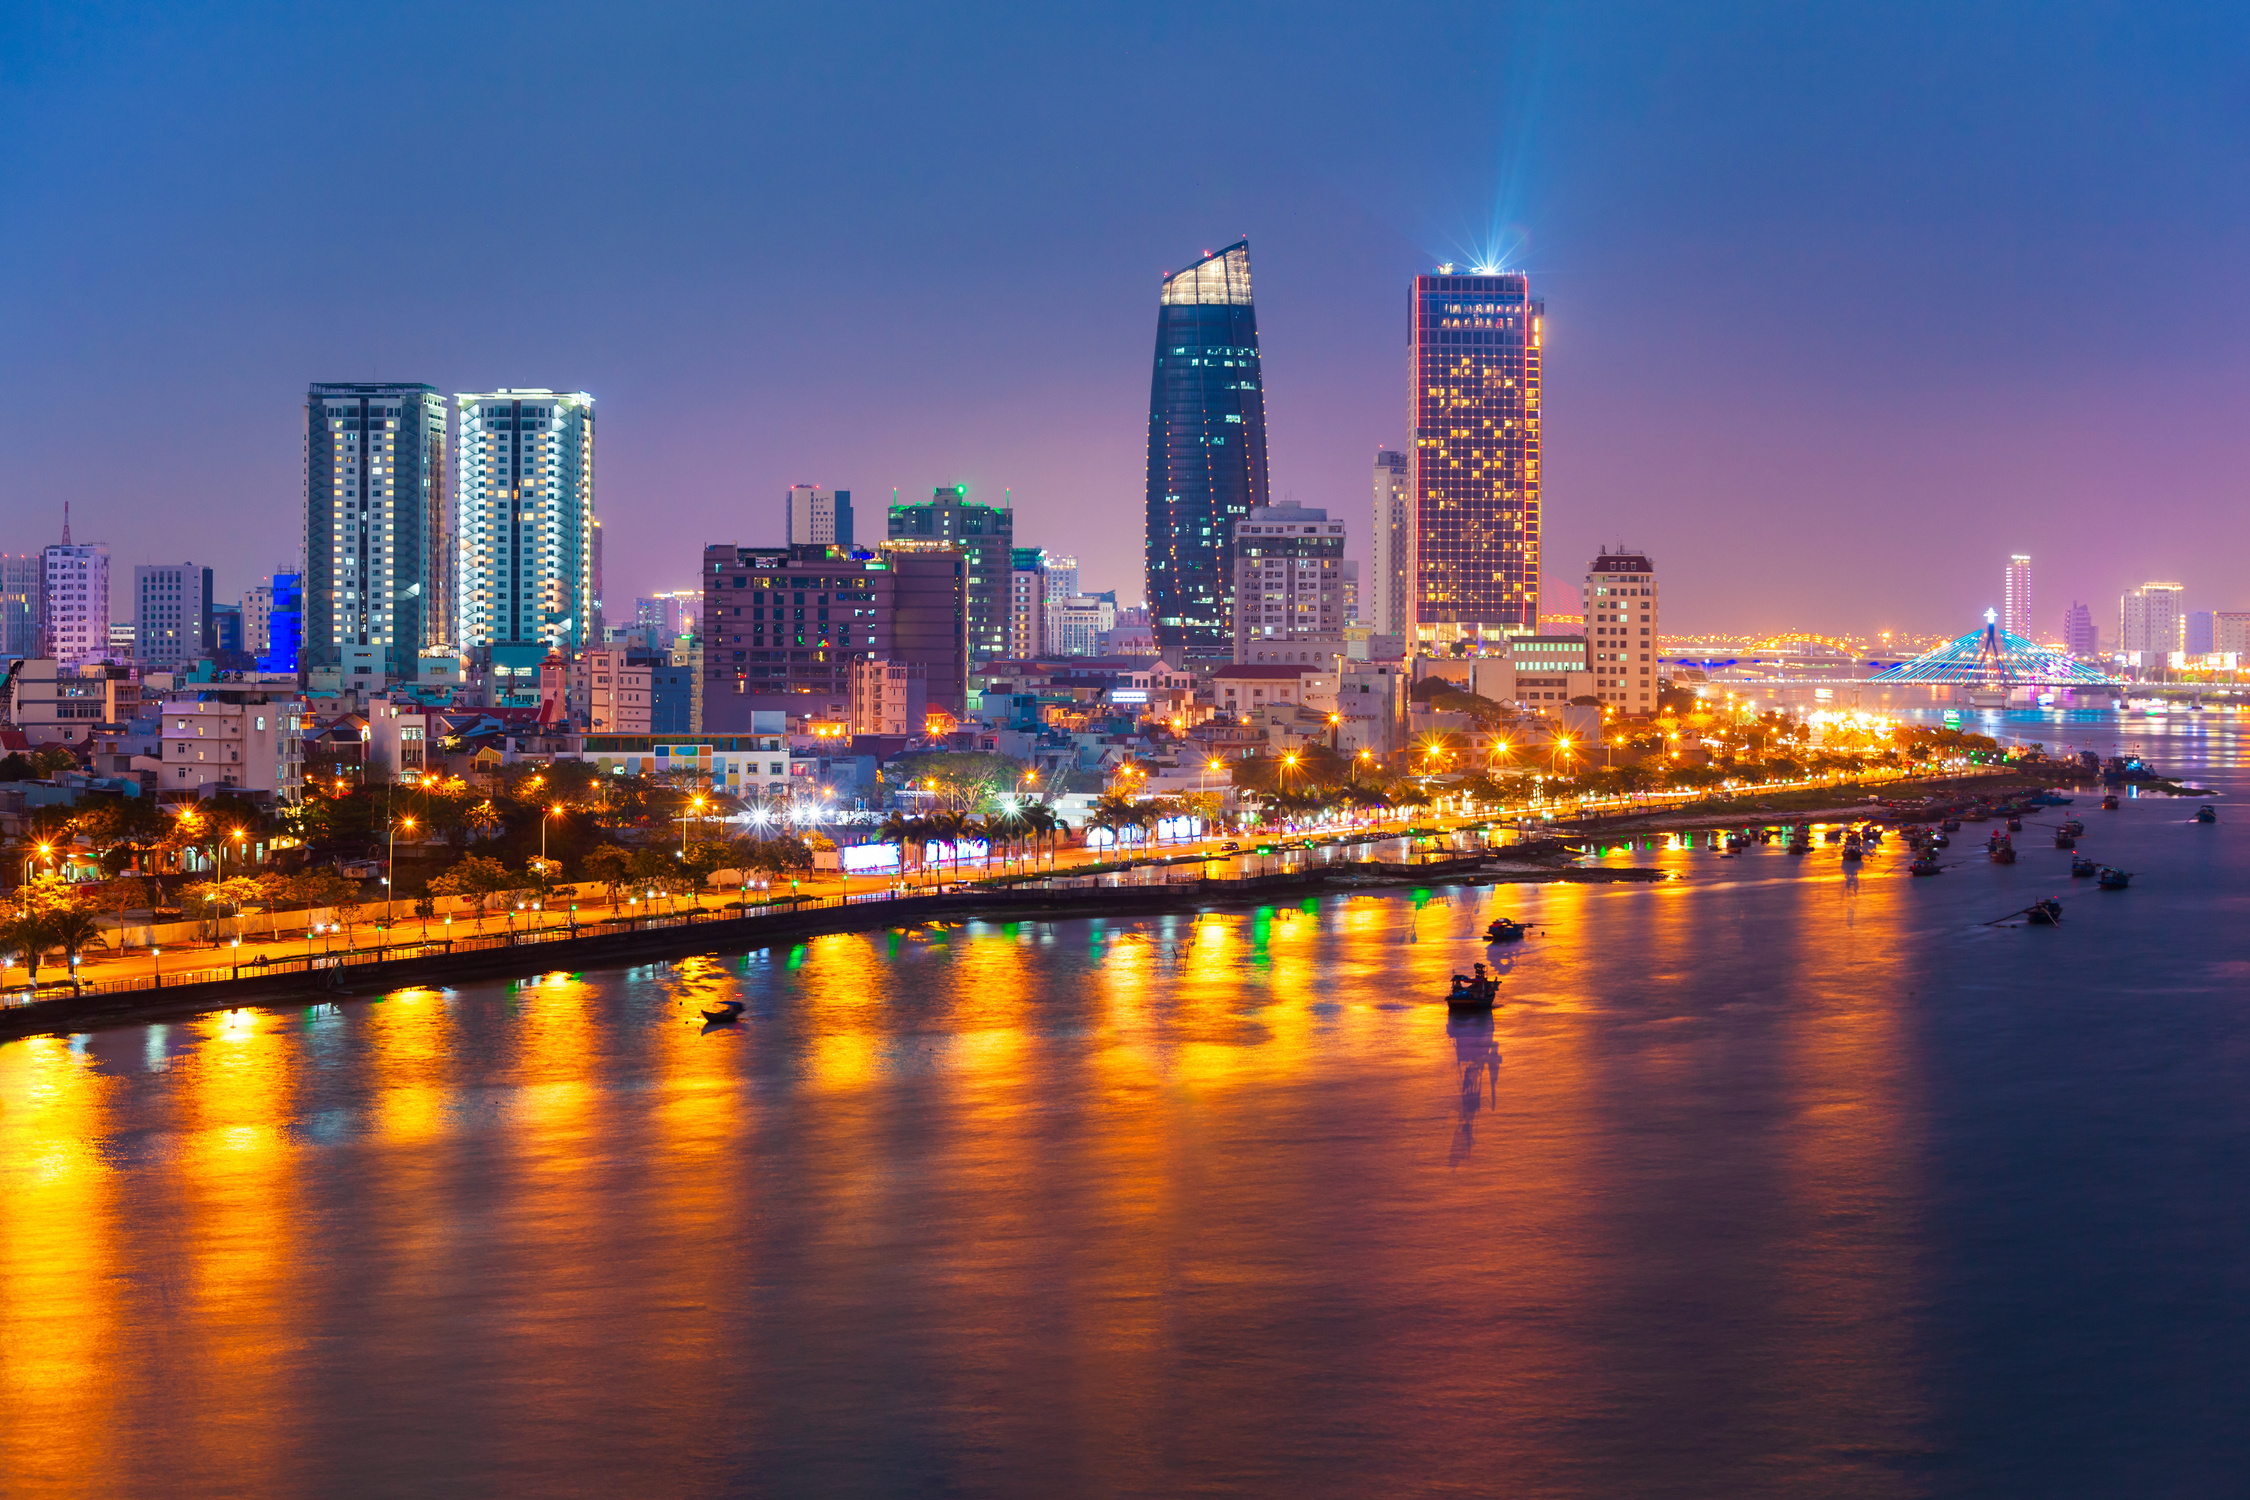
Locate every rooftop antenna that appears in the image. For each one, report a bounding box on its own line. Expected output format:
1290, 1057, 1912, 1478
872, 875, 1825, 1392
60, 500, 71, 545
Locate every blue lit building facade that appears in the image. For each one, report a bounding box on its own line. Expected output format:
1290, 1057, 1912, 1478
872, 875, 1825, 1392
1145, 241, 1270, 663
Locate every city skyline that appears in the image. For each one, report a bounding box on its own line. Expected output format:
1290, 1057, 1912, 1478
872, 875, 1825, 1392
6, 6, 2246, 636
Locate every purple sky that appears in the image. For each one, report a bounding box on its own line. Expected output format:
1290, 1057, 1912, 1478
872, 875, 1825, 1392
3, 2, 2246, 639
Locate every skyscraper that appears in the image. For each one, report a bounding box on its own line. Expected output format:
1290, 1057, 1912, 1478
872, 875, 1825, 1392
787, 486, 854, 549
306, 383, 449, 680
887, 486, 1010, 662
2062, 601, 2097, 658
2119, 582, 2184, 656
41, 543, 108, 668
455, 390, 597, 655
1408, 269, 1543, 651
1369, 449, 1410, 638
1145, 241, 1270, 663
2003, 555, 2032, 639
0, 554, 41, 659
1582, 549, 1659, 711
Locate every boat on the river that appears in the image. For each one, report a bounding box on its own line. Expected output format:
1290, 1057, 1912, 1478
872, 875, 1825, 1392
1483, 918, 1528, 943
2196, 805, 2218, 824
2006, 816, 2023, 832
2098, 867, 2134, 890
1910, 855, 1943, 876
1942, 817, 1963, 831
2102, 794, 2121, 810
1991, 842, 2017, 865
2026, 899, 2063, 926
2030, 792, 2074, 806
2054, 830, 2076, 849
1447, 965, 1501, 1010
2062, 818, 2085, 836
1842, 844, 1863, 862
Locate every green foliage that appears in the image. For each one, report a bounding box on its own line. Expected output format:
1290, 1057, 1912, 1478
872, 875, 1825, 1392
881, 752, 1027, 810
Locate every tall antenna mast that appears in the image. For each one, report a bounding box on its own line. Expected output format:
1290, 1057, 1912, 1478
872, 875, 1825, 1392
61, 500, 71, 545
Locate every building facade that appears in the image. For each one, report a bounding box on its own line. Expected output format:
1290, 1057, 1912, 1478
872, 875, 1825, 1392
699, 542, 967, 730
0, 554, 40, 659
1044, 595, 1114, 657
135, 563, 214, 669
850, 658, 928, 735
786, 486, 854, 549
1145, 241, 1271, 663
2214, 612, 2250, 655
1582, 549, 1659, 711
2003, 554, 2032, 639
306, 383, 448, 680
2119, 582, 2185, 656
887, 486, 1010, 662
2063, 601, 2098, 658
575, 645, 653, 734
158, 686, 307, 802
1370, 449, 1411, 638
455, 389, 597, 656
2186, 610, 2215, 656
1008, 547, 1047, 660
41, 543, 109, 668
1408, 269, 1543, 650
1231, 501, 1347, 663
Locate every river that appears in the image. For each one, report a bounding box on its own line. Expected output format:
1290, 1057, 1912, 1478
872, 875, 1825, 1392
2, 711, 2243, 1498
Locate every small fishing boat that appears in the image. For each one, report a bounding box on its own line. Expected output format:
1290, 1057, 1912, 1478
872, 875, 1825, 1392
2054, 830, 2075, 849
1910, 855, 1943, 876
2006, 816, 2023, 832
2101, 794, 2120, 810
1941, 818, 1963, 831
1930, 832, 1950, 848
2030, 792, 2074, 806
1483, 918, 1528, 943
1991, 843, 2017, 865
2071, 854, 2098, 877
2026, 899, 2063, 926
2196, 805, 2217, 824
1965, 808, 1991, 823
2097, 867, 2134, 890
700, 1005, 744, 1024
1447, 964, 1501, 1010
2062, 818, 2085, 836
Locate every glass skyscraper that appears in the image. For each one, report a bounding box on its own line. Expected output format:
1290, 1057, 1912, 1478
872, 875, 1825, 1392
1408, 270, 1543, 650
1145, 241, 1270, 663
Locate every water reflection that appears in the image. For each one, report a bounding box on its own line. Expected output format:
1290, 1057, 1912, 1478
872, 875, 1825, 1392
2, 762, 2247, 1493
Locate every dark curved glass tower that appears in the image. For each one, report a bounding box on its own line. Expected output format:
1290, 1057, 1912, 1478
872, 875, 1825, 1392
1145, 241, 1270, 663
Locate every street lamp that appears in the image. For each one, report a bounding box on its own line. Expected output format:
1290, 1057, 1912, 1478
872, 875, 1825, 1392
387, 815, 415, 923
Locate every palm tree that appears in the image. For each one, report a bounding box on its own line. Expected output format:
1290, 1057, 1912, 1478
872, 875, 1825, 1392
0, 908, 52, 987
927, 809, 970, 883
1016, 804, 1061, 871
43, 910, 106, 987
877, 811, 923, 886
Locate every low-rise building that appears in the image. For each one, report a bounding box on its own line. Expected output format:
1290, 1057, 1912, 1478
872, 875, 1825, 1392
850, 658, 928, 736
158, 684, 306, 801
575, 646, 653, 734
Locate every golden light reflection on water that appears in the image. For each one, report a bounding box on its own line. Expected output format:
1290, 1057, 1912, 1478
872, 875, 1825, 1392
0, 1037, 117, 1492
0, 845, 1970, 1494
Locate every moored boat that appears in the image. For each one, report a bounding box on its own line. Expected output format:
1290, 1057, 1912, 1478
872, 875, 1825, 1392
2101, 794, 2120, 810
2196, 804, 2217, 824
1910, 855, 1943, 876
2071, 854, 2098, 877
1483, 918, 1528, 943
2026, 899, 2063, 926
1447, 964, 1501, 1010
2097, 867, 2134, 890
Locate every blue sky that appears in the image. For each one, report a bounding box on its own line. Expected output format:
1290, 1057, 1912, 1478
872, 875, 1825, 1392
2, 1, 2245, 636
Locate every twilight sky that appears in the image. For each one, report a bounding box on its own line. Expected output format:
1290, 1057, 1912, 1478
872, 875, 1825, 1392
3, 1, 2246, 640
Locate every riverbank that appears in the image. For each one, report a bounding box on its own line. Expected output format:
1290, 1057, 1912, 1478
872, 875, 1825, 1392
0, 856, 1665, 1041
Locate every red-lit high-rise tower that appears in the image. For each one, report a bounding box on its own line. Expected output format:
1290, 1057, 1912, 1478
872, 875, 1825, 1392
1408, 269, 1542, 651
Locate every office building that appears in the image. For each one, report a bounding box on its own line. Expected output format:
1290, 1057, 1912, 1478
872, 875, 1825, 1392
699, 542, 967, 730
649, 657, 696, 735
0, 554, 40, 659
2213, 612, 2250, 655
9, 660, 137, 746
42, 542, 108, 668
2119, 582, 2184, 656
107, 622, 136, 660
786, 486, 854, 549
1408, 268, 1543, 650
1231, 501, 1347, 664
455, 389, 597, 655
1370, 449, 1411, 637
2062, 601, 2098, 658
1145, 240, 1271, 662
261, 574, 303, 675
635, 591, 700, 643
2003, 555, 2032, 639
1581, 549, 1659, 710
1043, 553, 1079, 604
887, 485, 1010, 661
2187, 610, 2215, 656
1008, 547, 1048, 659
1045, 595, 1115, 657
134, 564, 215, 669
1341, 560, 1360, 625
850, 658, 928, 735
306, 383, 449, 680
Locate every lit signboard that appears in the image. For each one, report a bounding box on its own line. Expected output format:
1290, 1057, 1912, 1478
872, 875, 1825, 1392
842, 843, 901, 874
1110, 689, 1150, 704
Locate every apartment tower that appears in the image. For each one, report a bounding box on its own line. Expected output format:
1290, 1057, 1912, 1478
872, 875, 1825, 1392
306, 383, 448, 679
455, 390, 597, 655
